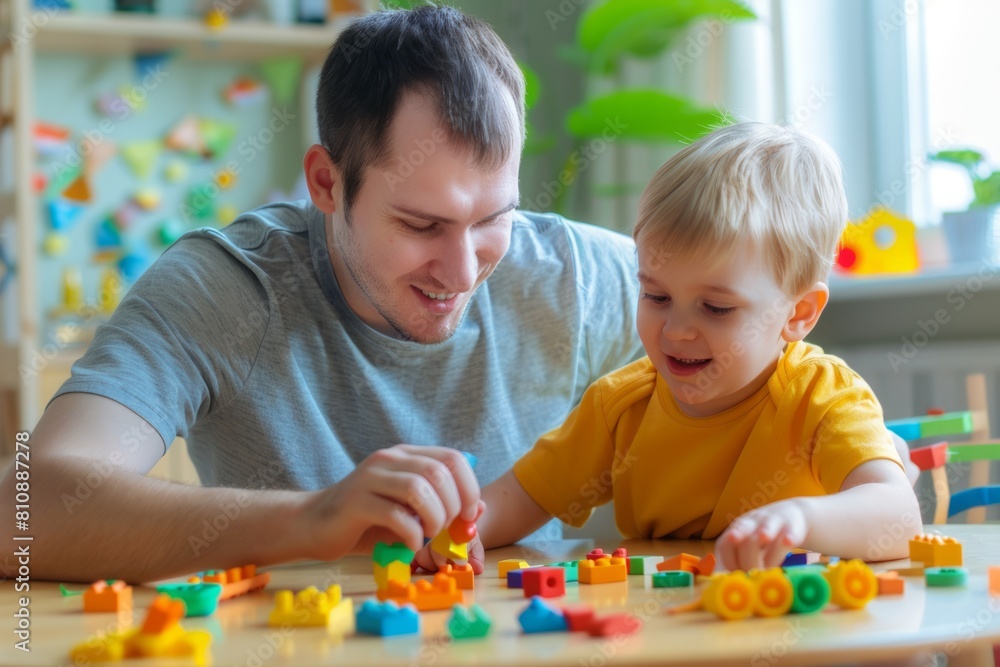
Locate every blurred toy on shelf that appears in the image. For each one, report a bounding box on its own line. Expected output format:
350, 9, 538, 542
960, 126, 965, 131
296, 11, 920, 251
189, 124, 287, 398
836, 208, 920, 275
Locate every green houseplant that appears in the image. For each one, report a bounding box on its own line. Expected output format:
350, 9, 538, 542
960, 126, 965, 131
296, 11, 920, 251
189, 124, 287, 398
928, 149, 1000, 263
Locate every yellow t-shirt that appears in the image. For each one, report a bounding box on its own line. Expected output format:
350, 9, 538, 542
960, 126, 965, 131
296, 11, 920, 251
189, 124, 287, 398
513, 341, 903, 539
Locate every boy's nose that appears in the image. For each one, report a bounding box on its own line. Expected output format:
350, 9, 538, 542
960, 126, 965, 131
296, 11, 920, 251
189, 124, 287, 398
662, 317, 697, 341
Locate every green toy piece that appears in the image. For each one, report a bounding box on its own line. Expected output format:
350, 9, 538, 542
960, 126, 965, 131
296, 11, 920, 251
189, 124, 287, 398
448, 604, 491, 640
155, 583, 223, 617
372, 541, 415, 567
652, 571, 692, 588
947, 443, 1000, 463
787, 570, 831, 614
547, 561, 579, 583
925, 567, 968, 587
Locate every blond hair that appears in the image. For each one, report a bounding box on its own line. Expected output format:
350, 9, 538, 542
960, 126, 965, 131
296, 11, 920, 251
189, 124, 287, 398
633, 122, 847, 296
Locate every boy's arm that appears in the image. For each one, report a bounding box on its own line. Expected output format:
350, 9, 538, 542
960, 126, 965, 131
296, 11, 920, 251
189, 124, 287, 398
717, 459, 920, 571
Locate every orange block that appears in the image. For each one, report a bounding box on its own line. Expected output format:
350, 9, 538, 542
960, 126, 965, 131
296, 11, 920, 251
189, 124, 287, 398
440, 563, 475, 590
578, 557, 627, 584
83, 580, 133, 613
989, 566, 1000, 598
909, 534, 962, 567
201, 565, 270, 600
141, 595, 185, 635
695, 553, 716, 576
876, 572, 905, 595
910, 442, 949, 471
377, 573, 463, 611
657, 553, 701, 573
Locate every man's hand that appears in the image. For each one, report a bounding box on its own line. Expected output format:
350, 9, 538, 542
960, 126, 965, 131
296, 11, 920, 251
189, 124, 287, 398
411, 529, 486, 575
715, 498, 809, 571
297, 445, 481, 561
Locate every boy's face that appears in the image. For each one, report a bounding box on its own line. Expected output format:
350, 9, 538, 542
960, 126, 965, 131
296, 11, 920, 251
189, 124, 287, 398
320, 91, 521, 344
636, 239, 797, 417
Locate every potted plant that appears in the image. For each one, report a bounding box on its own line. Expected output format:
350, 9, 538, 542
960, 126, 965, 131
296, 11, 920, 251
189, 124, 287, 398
928, 149, 1000, 263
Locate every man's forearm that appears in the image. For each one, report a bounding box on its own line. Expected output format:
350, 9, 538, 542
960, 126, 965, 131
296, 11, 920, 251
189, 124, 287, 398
2, 455, 311, 583
798, 481, 922, 562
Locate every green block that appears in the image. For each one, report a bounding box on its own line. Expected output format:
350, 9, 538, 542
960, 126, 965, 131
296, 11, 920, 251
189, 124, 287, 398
787, 570, 830, 614
926, 567, 968, 587
155, 583, 223, 617
547, 561, 578, 582
449, 603, 491, 639
372, 541, 415, 567
920, 411, 973, 438
628, 556, 664, 575
652, 571, 692, 588
947, 443, 1000, 463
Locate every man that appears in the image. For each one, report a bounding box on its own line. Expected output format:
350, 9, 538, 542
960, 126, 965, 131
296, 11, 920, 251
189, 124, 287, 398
1, 6, 642, 582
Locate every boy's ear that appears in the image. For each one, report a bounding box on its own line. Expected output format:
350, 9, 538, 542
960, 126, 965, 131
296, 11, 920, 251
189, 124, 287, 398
782, 282, 829, 343
303, 144, 341, 215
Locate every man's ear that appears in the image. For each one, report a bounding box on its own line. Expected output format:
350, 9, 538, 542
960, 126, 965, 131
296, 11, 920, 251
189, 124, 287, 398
303, 144, 340, 214
782, 281, 829, 343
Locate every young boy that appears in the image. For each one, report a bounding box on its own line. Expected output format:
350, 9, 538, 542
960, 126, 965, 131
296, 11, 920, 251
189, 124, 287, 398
416, 122, 920, 573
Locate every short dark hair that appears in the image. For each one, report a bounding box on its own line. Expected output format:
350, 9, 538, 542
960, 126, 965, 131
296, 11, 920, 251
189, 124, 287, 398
316, 6, 525, 215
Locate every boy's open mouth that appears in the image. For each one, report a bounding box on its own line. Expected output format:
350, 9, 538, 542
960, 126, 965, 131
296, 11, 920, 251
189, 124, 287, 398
666, 355, 712, 376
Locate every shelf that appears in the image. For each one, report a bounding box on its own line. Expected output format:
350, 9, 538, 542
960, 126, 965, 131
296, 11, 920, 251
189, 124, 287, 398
34, 12, 344, 64
828, 258, 1000, 302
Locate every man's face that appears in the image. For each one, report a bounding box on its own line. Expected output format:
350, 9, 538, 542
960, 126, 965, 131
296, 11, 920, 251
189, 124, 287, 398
636, 238, 796, 417
327, 91, 521, 344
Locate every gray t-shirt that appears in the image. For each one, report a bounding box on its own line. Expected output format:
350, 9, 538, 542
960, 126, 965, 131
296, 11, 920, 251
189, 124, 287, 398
55, 201, 643, 489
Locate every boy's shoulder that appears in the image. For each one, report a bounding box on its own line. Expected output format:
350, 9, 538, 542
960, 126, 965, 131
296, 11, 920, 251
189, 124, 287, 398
770, 341, 873, 405
590, 356, 659, 415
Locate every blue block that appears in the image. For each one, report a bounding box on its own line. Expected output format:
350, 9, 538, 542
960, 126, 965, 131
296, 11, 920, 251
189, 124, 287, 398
948, 485, 1000, 517
355, 600, 420, 637
518, 596, 568, 634
781, 552, 809, 567
885, 420, 921, 441
507, 568, 528, 588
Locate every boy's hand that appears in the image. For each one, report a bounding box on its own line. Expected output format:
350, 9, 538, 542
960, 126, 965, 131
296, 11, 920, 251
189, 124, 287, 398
715, 499, 809, 571
411, 527, 486, 575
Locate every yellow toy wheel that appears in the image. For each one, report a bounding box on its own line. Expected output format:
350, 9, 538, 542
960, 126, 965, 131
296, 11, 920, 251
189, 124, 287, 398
703, 572, 755, 620
824, 559, 877, 609
751, 569, 793, 617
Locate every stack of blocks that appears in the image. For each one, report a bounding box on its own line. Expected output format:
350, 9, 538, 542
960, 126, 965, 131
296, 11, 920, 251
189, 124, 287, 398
372, 542, 414, 590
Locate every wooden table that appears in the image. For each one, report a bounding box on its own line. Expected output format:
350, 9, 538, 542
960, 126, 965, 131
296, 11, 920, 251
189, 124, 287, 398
5, 525, 999, 666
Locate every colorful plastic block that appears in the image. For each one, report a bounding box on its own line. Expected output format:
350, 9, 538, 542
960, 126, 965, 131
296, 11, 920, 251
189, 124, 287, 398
949, 486, 1000, 518
562, 605, 595, 632
910, 441, 949, 471
702, 572, 754, 620
586, 548, 608, 561
548, 561, 579, 582
69, 595, 211, 663
199, 565, 270, 600
155, 583, 222, 617
588, 613, 642, 637
523, 567, 566, 599
579, 557, 627, 584
695, 553, 717, 576
377, 573, 463, 611
988, 566, 999, 597
925, 567, 968, 587
518, 596, 568, 634
946, 443, 1000, 463
750, 569, 793, 617
355, 600, 420, 636
652, 570, 692, 588
657, 553, 701, 574
498, 559, 530, 578
507, 567, 534, 589
890, 566, 926, 577
909, 534, 963, 567
628, 556, 664, 575
373, 542, 415, 568
429, 529, 468, 562
886, 411, 973, 440
876, 572, 905, 595
823, 560, 877, 609
448, 604, 491, 639
268, 586, 353, 630
786, 570, 830, 614
781, 550, 822, 567
374, 561, 412, 590
440, 563, 475, 590
83, 580, 133, 613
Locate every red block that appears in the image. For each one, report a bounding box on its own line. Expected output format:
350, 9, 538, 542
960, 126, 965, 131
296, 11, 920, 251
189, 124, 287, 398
910, 441, 949, 471
522, 567, 566, 598
588, 613, 642, 637
562, 605, 595, 632
586, 549, 606, 561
